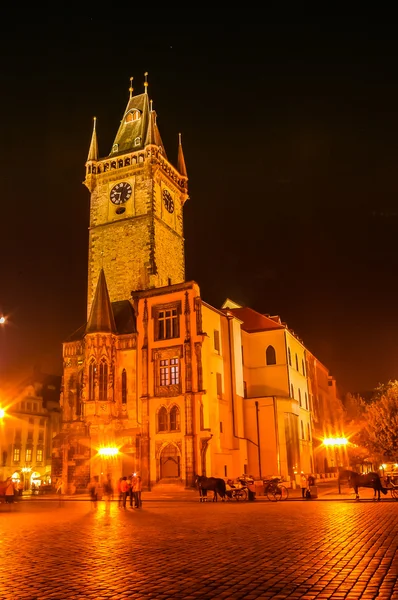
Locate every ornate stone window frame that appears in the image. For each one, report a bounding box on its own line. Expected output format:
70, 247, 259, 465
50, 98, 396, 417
153, 345, 183, 397
152, 301, 182, 341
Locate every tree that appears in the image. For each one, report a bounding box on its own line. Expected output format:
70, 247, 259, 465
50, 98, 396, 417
363, 381, 398, 462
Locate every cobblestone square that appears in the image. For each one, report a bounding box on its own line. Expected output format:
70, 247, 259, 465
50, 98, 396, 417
0, 498, 397, 600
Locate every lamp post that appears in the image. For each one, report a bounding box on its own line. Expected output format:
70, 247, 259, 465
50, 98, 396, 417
322, 437, 348, 494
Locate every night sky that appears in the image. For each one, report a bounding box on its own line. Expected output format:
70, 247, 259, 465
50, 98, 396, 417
1, 21, 398, 394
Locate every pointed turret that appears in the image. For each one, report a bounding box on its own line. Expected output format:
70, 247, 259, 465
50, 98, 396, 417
145, 105, 167, 158
87, 117, 98, 162
177, 132, 188, 178
86, 269, 116, 334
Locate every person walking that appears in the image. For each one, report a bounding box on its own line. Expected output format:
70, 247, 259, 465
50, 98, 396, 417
88, 477, 98, 510
132, 472, 142, 508
300, 472, 308, 499
117, 477, 123, 508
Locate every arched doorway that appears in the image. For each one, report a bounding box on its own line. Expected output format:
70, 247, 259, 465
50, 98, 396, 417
160, 444, 180, 479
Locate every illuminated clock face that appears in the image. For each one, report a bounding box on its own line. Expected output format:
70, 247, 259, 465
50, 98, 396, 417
163, 189, 174, 213
110, 182, 132, 205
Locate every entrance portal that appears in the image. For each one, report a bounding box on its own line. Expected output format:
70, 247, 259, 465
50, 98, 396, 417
160, 444, 180, 479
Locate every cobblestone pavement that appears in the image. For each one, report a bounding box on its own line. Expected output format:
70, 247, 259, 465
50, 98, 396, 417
0, 499, 397, 600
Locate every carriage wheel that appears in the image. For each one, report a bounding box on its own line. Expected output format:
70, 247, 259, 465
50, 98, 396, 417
266, 486, 282, 502
278, 485, 289, 500
236, 488, 248, 502
391, 488, 398, 500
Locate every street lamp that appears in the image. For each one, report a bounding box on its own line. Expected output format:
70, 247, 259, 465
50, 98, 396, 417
322, 437, 348, 493
0, 316, 6, 325
0, 407, 5, 419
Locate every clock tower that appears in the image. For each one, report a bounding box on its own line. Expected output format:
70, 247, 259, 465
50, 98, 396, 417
84, 77, 189, 318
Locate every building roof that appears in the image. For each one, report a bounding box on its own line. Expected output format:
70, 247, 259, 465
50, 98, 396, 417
86, 269, 117, 334
223, 306, 285, 333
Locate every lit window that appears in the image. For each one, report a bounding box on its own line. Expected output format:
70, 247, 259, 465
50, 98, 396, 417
26, 448, 32, 462
125, 110, 141, 123
112, 144, 119, 153
158, 406, 167, 431
266, 345, 276, 365
36, 449, 43, 462
13, 448, 20, 462
158, 309, 179, 340
169, 406, 180, 431
122, 369, 127, 404
160, 358, 179, 387
99, 360, 108, 401
134, 136, 141, 146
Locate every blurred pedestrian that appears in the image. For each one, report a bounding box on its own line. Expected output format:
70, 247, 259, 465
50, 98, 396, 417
120, 476, 129, 509
5, 478, 15, 504
117, 477, 123, 508
88, 477, 98, 510
103, 474, 113, 503
132, 472, 142, 508
300, 472, 308, 499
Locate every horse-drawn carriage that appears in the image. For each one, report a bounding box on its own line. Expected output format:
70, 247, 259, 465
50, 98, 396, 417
195, 475, 255, 502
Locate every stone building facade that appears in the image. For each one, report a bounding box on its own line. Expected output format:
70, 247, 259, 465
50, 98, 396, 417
57, 80, 344, 492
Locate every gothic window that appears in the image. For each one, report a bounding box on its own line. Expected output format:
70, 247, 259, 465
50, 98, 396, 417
153, 346, 183, 397
118, 160, 123, 168
99, 359, 108, 401
134, 137, 141, 147
288, 347, 292, 366
111, 161, 116, 169
158, 406, 167, 432
295, 353, 299, 371
92, 166, 96, 174
266, 345, 276, 365
88, 360, 96, 401
125, 110, 141, 123
121, 369, 127, 404
125, 158, 131, 166
301, 420, 304, 439
302, 359, 306, 376
13, 448, 20, 462
298, 388, 302, 407
169, 405, 180, 431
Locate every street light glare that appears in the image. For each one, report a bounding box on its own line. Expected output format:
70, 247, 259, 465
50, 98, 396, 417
0, 408, 5, 419
98, 447, 119, 456
322, 437, 348, 446
0, 316, 5, 324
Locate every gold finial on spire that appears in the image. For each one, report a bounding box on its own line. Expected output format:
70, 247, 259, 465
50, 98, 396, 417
179, 132, 182, 145
129, 76, 134, 99
150, 99, 153, 112
144, 72, 149, 93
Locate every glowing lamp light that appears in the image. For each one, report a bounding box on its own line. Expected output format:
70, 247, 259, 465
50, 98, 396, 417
0, 408, 5, 419
380, 464, 387, 470
98, 447, 119, 457
323, 437, 348, 446
0, 316, 5, 324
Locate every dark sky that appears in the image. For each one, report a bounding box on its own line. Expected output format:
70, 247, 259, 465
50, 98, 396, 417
1, 21, 398, 393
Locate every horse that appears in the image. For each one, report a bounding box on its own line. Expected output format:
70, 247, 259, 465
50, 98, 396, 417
338, 469, 388, 501
195, 475, 226, 502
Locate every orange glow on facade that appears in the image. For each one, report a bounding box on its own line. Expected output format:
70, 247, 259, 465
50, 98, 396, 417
322, 437, 348, 446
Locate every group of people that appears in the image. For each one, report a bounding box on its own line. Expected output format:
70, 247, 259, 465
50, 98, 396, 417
300, 472, 316, 498
3, 478, 24, 503
118, 473, 142, 509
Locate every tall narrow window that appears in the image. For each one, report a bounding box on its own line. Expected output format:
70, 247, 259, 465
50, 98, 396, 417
13, 448, 20, 462
89, 360, 96, 401
169, 406, 180, 431
302, 359, 306, 376
266, 345, 276, 365
288, 348, 292, 366
121, 369, 127, 404
214, 330, 220, 353
298, 389, 302, 407
243, 381, 248, 399
26, 448, 32, 462
307, 423, 311, 441
216, 373, 222, 398
305, 392, 308, 410
200, 402, 204, 430
301, 420, 304, 439
241, 345, 244, 365
220, 421, 223, 433
291, 384, 294, 399
99, 359, 108, 401
158, 406, 167, 432
160, 358, 179, 387
36, 449, 43, 462
170, 358, 179, 385
295, 353, 299, 371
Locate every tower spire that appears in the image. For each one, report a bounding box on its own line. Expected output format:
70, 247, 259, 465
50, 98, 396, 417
87, 117, 98, 162
86, 269, 116, 334
177, 132, 188, 178
144, 72, 149, 94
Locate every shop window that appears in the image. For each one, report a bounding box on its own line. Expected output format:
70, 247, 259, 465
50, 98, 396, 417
99, 359, 108, 401
169, 405, 180, 431
158, 406, 167, 432
122, 369, 127, 404
13, 448, 20, 462
266, 345, 276, 365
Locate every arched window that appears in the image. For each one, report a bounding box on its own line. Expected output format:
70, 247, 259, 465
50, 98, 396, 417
266, 345, 276, 365
121, 369, 127, 404
134, 137, 141, 147
158, 406, 167, 432
295, 353, 299, 371
302, 359, 306, 376
112, 144, 118, 153
88, 360, 96, 401
298, 388, 302, 407
301, 420, 304, 439
169, 405, 180, 431
99, 359, 108, 401
291, 384, 294, 399
305, 392, 308, 410
288, 348, 292, 366
125, 110, 141, 123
